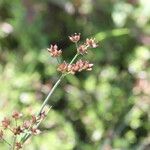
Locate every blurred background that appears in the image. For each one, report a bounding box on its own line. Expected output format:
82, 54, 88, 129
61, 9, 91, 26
0, 0, 150, 149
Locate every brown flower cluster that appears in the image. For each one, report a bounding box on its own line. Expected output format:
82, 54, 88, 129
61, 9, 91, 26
69, 33, 81, 43
15, 142, 22, 150
77, 38, 98, 55
57, 61, 70, 73
47, 44, 62, 57
48, 33, 98, 74
47, 33, 98, 57
0, 111, 47, 149
86, 38, 98, 48
2, 117, 10, 129
57, 60, 93, 74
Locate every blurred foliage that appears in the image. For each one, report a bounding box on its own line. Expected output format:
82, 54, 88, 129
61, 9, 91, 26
0, 0, 150, 149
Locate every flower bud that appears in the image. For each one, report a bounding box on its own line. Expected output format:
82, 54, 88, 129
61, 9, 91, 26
47, 44, 62, 57
1, 117, 10, 129
69, 33, 80, 43
86, 38, 98, 48
77, 44, 88, 55
12, 111, 23, 120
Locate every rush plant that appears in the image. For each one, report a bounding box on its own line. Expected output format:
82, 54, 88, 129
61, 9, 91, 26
0, 33, 98, 150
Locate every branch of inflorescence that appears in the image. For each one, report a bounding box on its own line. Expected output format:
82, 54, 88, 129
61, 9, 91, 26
0, 33, 97, 150
20, 44, 80, 144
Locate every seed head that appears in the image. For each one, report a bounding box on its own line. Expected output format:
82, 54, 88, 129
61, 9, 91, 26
31, 127, 41, 135
12, 111, 23, 120
31, 115, 37, 124
13, 126, 23, 135
47, 44, 62, 57
23, 120, 31, 129
15, 142, 22, 150
1, 117, 10, 129
75, 60, 93, 71
57, 61, 69, 73
77, 44, 88, 55
69, 33, 80, 43
86, 38, 98, 48
82, 60, 93, 71
71, 60, 93, 73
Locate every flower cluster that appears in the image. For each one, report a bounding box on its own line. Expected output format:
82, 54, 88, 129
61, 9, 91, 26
77, 38, 98, 55
0, 111, 47, 149
47, 44, 62, 57
0, 33, 98, 149
86, 38, 98, 48
69, 33, 80, 43
57, 60, 93, 74
48, 33, 98, 74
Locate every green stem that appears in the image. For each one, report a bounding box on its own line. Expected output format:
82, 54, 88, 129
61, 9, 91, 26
21, 76, 63, 143
37, 75, 64, 116
75, 42, 78, 51
21, 52, 79, 144
12, 136, 16, 150
69, 42, 79, 65
56, 57, 61, 64
2, 138, 12, 148
21, 76, 64, 144
69, 53, 79, 65
22, 107, 52, 143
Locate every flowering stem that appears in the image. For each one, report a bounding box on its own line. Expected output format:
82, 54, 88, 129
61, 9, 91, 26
37, 75, 64, 116
21, 53, 79, 144
21, 75, 64, 144
21, 107, 51, 143
38, 53, 79, 116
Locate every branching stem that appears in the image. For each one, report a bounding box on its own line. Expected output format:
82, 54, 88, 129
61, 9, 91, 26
21, 43, 79, 144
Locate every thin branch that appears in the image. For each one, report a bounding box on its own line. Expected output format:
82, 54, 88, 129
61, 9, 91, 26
2, 138, 12, 147
22, 106, 52, 143
56, 57, 61, 64
12, 136, 17, 150
21, 42, 80, 144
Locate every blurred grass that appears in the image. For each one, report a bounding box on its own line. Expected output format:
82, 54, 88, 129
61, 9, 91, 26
95, 28, 130, 41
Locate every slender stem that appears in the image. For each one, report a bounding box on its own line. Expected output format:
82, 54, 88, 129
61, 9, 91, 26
10, 120, 18, 150
38, 53, 79, 116
15, 120, 17, 127
21, 122, 35, 143
69, 42, 79, 65
75, 42, 78, 51
22, 107, 51, 143
20, 76, 64, 144
12, 136, 17, 150
37, 75, 64, 116
37, 106, 51, 128
69, 53, 79, 65
56, 57, 61, 64
2, 138, 12, 147
21, 43, 80, 144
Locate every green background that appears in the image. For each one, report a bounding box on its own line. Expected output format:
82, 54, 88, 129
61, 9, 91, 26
0, 0, 150, 149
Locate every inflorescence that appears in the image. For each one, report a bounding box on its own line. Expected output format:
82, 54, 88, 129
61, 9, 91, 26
0, 111, 47, 149
48, 33, 97, 74
0, 33, 98, 149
